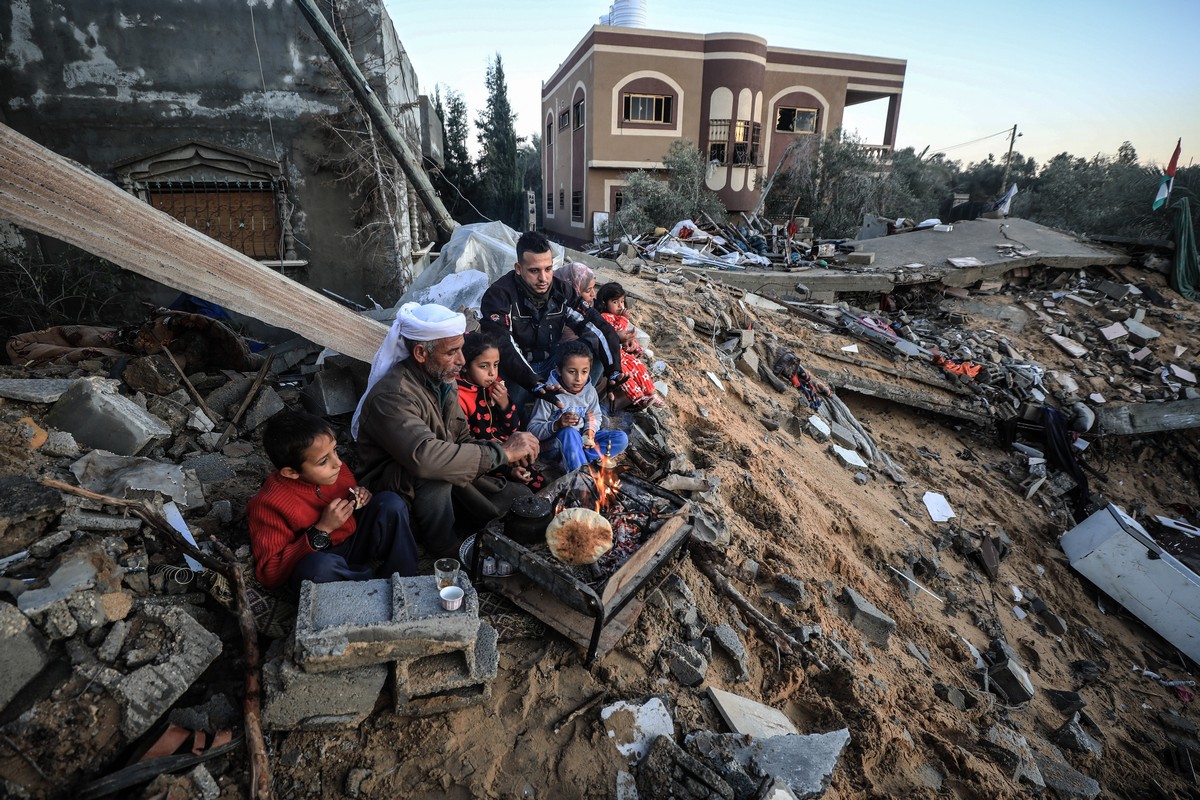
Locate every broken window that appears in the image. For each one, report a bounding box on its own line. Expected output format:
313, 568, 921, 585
622, 94, 672, 124
145, 180, 281, 259
613, 191, 624, 214
559, 111, 570, 130
573, 100, 585, 129
708, 119, 729, 165
571, 190, 583, 221
776, 107, 818, 134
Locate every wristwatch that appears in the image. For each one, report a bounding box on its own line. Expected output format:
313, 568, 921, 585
305, 526, 332, 551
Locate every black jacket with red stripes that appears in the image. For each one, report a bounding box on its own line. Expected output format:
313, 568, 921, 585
479, 271, 621, 392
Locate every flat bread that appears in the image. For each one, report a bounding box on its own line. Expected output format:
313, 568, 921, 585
545, 508, 613, 566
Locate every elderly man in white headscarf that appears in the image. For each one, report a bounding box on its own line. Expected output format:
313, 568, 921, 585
353, 303, 540, 559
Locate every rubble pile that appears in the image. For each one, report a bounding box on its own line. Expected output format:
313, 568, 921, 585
1, 231, 1199, 798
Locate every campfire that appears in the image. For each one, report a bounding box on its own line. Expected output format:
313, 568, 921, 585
551, 458, 676, 582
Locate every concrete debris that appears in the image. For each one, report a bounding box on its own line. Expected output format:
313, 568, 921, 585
45, 377, 171, 456
0, 601, 51, 711
1032, 752, 1101, 800
706, 687, 797, 738
839, 587, 896, 647
1052, 712, 1103, 758
0, 377, 82, 403
981, 725, 1044, 787
263, 641, 387, 731
601, 697, 675, 764
0, 476, 66, 555
687, 728, 850, 799
636, 734, 735, 800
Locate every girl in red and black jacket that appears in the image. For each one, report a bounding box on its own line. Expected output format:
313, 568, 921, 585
456, 331, 546, 491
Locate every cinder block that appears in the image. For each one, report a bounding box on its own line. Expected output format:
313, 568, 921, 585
736, 350, 760, 378
393, 622, 498, 706
45, 377, 171, 456
0, 602, 51, 712
806, 416, 831, 442
840, 587, 896, 647
393, 681, 492, 717
302, 366, 360, 417
847, 252, 875, 265
829, 422, 858, 450
294, 575, 480, 673
263, 643, 387, 731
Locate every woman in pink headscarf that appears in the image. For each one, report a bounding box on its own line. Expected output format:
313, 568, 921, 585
555, 261, 596, 344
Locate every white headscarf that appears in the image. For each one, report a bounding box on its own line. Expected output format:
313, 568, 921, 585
351, 302, 466, 439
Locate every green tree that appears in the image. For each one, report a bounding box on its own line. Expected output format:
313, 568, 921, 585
433, 85, 479, 221
475, 54, 523, 227
611, 139, 726, 236
518, 132, 542, 228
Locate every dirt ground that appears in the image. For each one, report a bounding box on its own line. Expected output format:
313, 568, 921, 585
2, 258, 1199, 799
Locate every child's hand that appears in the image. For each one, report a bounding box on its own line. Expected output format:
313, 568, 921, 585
317, 498, 354, 533
582, 431, 596, 449
349, 486, 371, 509
512, 466, 533, 483
558, 411, 581, 429
490, 380, 509, 409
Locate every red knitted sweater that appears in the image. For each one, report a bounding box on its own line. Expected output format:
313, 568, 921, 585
247, 463, 358, 589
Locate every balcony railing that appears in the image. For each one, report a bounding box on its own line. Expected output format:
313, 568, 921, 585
863, 144, 894, 166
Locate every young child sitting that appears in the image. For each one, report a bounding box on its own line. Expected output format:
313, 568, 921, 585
595, 282, 663, 409
456, 331, 545, 491
248, 411, 418, 593
528, 341, 629, 472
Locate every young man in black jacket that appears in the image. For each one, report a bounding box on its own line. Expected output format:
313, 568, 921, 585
480, 231, 624, 411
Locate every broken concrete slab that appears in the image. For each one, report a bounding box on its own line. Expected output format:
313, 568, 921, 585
1097, 322, 1128, 342
122, 355, 181, 395
982, 725, 1044, 787
737, 350, 760, 379
601, 696, 675, 764
1122, 318, 1161, 345
115, 606, 223, 739
1032, 752, 1100, 800
829, 444, 867, 470
663, 640, 708, 687
0, 378, 83, 403
840, 587, 896, 647
707, 687, 798, 738
1095, 280, 1131, 300
1169, 364, 1197, 384
0, 601, 51, 712
45, 377, 171, 456
807, 416, 831, 442
240, 386, 286, 431
180, 452, 236, 483
1097, 398, 1200, 434
1048, 334, 1088, 359
70, 450, 190, 507
294, 575, 481, 672
1052, 712, 1103, 758
263, 644, 387, 731
828, 422, 858, 451
689, 728, 851, 799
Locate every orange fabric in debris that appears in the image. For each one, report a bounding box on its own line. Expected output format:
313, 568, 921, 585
941, 360, 983, 378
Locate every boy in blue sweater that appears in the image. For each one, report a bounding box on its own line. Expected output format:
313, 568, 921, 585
528, 341, 629, 471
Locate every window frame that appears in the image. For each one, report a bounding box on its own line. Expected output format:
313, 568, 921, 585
707, 119, 730, 166
622, 93, 673, 124
558, 111, 570, 130
776, 106, 819, 134
573, 100, 585, 130
571, 190, 583, 222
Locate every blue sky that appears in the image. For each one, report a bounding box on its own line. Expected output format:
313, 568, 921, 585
387, 0, 1200, 170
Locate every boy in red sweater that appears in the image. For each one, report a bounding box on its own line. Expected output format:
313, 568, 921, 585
248, 411, 417, 592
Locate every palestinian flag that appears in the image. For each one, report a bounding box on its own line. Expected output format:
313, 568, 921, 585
1152, 138, 1182, 210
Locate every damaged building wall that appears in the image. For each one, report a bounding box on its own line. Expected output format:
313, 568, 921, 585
0, 0, 430, 326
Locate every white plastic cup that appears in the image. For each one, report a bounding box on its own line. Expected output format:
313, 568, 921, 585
439, 585, 464, 611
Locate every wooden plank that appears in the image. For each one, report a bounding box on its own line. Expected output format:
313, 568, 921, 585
601, 508, 689, 608
0, 123, 388, 363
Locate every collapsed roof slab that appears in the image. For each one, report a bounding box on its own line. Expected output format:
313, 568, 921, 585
808, 365, 992, 427
0, 123, 387, 363
1096, 398, 1200, 435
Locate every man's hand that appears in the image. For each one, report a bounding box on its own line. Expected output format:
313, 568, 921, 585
317, 498, 354, 534
502, 431, 539, 467
511, 466, 533, 483
490, 380, 510, 409
533, 382, 564, 404
608, 370, 630, 386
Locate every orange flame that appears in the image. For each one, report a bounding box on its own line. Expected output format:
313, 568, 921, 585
588, 450, 621, 514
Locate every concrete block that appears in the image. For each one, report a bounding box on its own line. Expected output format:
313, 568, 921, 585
180, 453, 236, 483
806, 416, 831, 442
637, 735, 735, 800
1097, 322, 1128, 342
847, 252, 875, 265
302, 366, 360, 417
263, 647, 387, 731
830, 444, 867, 470
0, 476, 66, 555
0, 378, 81, 403
982, 725, 1044, 787
115, 606, 223, 738
16, 552, 124, 639
687, 729, 849, 799
0, 602, 51, 712
1123, 318, 1161, 345
45, 377, 171, 456
393, 623, 497, 715
840, 587, 896, 647
1052, 712, 1103, 757
735, 329, 755, 349
240, 386, 286, 431
122, 355, 180, 395
662, 641, 708, 687
1129, 346, 1153, 363
1032, 753, 1100, 799
1169, 364, 1197, 384
987, 657, 1035, 704
1096, 280, 1130, 300
294, 575, 480, 672
829, 422, 858, 450
736, 350, 760, 379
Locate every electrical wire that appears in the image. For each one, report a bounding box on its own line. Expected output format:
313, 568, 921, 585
928, 128, 1013, 156
422, 153, 495, 223
248, 3, 279, 160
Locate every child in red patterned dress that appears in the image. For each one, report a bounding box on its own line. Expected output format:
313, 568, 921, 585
596, 282, 663, 409
456, 331, 545, 490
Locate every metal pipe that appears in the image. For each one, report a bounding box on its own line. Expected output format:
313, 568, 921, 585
293, 0, 458, 244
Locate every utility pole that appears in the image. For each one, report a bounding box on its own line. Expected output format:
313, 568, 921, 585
294, 0, 458, 244
1000, 124, 1019, 195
